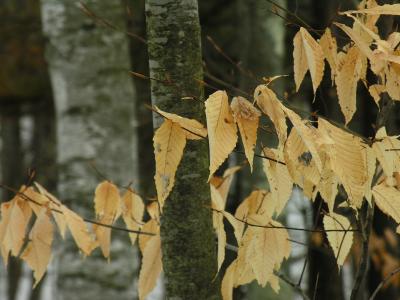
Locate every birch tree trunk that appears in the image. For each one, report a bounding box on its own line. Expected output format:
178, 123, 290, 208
145, 0, 220, 298
40, 1, 139, 299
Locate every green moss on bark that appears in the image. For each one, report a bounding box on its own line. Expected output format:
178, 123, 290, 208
145, 0, 220, 299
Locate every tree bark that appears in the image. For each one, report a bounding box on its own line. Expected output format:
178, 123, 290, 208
40, 1, 139, 299
145, 0, 220, 299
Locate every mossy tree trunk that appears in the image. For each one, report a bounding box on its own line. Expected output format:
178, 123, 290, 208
145, 0, 220, 299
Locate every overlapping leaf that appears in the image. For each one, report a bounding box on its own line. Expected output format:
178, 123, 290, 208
0, 195, 31, 264
293, 27, 325, 93
319, 28, 338, 82
154, 119, 187, 208
231, 97, 260, 171
205, 91, 238, 179
121, 189, 145, 245
318, 118, 372, 207
138, 235, 162, 300
335, 46, 364, 124
373, 182, 400, 223
323, 213, 353, 266
154, 105, 207, 140
254, 85, 287, 147
262, 148, 293, 215
21, 208, 53, 286
93, 181, 121, 259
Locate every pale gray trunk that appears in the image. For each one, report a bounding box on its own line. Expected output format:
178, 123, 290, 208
40, 1, 139, 299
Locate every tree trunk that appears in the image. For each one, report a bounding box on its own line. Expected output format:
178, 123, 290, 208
0, 102, 23, 300
40, 1, 139, 299
145, 0, 220, 299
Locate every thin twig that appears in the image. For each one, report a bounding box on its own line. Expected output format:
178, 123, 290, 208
79, 2, 147, 44
274, 271, 311, 300
369, 267, 400, 300
212, 208, 359, 233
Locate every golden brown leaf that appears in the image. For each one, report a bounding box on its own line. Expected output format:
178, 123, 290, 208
121, 189, 144, 246
293, 27, 325, 93
61, 205, 95, 256
254, 85, 287, 147
262, 148, 293, 215
94, 181, 120, 220
210, 166, 241, 204
323, 213, 353, 266
211, 185, 226, 272
93, 181, 121, 258
154, 119, 187, 208
205, 91, 238, 179
0, 196, 32, 264
373, 182, 400, 223
154, 105, 207, 140
21, 208, 53, 287
385, 64, 400, 100
139, 219, 159, 253
318, 118, 370, 207
319, 28, 338, 82
373, 127, 400, 177
231, 97, 260, 171
241, 218, 290, 287
138, 235, 162, 300
346, 4, 400, 15
284, 128, 321, 198
282, 106, 323, 171
221, 259, 255, 300
30, 184, 67, 238
336, 46, 364, 124
369, 84, 386, 105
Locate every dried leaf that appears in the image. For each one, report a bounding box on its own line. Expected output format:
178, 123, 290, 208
262, 148, 293, 215
21, 208, 53, 287
154, 119, 187, 208
93, 181, 121, 258
319, 28, 338, 82
241, 218, 290, 287
369, 84, 386, 105
205, 91, 238, 179
121, 189, 144, 245
210, 166, 241, 204
30, 184, 67, 238
254, 85, 287, 147
373, 127, 400, 177
94, 181, 120, 221
138, 235, 162, 300
373, 182, 400, 223
293, 27, 325, 93
336, 47, 364, 124
139, 219, 159, 253
318, 118, 370, 207
154, 105, 207, 140
323, 213, 353, 266
284, 128, 321, 198
345, 4, 400, 15
211, 185, 226, 272
282, 106, 323, 171
0, 196, 32, 264
231, 97, 260, 171
61, 205, 95, 256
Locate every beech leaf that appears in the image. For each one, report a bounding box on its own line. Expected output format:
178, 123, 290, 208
205, 91, 238, 179
154, 119, 187, 208
293, 27, 325, 93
